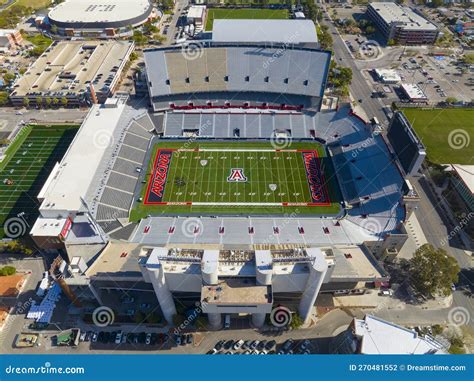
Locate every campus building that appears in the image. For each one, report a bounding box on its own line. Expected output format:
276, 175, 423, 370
451, 164, 474, 212
367, 3, 439, 45
9, 40, 134, 106
0, 29, 23, 52
48, 0, 155, 38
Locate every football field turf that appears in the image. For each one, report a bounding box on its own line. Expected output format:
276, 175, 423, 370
131, 141, 341, 219
0, 125, 78, 239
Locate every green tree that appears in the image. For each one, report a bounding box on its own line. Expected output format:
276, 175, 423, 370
409, 244, 460, 298
45, 97, 52, 107
129, 51, 138, 62
289, 313, 304, 329
446, 97, 458, 104
50, 24, 58, 34
22, 97, 30, 107
366, 26, 376, 35
53, 97, 59, 107
60, 97, 68, 107
387, 39, 396, 46
0, 266, 16, 276
35, 96, 42, 108
0, 91, 9, 106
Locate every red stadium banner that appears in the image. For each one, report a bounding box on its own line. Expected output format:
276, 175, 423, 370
144, 149, 174, 204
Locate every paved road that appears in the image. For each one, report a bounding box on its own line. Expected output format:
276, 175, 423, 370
320, 6, 386, 124
0, 108, 88, 136
0, 0, 15, 11
411, 173, 473, 328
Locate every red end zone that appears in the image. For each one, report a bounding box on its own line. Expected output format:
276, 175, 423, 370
144, 149, 175, 205
301, 150, 331, 206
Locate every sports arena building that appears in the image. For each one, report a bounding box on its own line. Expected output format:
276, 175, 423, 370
29, 22, 423, 328
48, 0, 156, 38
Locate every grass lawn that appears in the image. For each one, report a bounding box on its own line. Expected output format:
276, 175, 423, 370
15, 0, 51, 9
0, 125, 78, 239
205, 8, 289, 31
401, 108, 474, 165
130, 141, 341, 220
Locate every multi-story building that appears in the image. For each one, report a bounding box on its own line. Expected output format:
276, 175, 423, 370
367, 3, 439, 45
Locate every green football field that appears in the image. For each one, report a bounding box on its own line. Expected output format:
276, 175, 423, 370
0, 125, 78, 239
401, 108, 474, 165
131, 141, 341, 219
205, 8, 289, 30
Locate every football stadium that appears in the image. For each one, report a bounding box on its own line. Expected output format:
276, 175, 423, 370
132, 140, 340, 218
18, 21, 426, 328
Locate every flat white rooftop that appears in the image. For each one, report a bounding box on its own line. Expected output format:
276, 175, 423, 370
401, 83, 427, 100
39, 103, 126, 213
354, 315, 445, 354
369, 3, 437, 31
48, 0, 151, 24
212, 19, 318, 44
187, 5, 205, 20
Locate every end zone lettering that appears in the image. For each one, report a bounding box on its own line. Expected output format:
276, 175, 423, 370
145, 149, 173, 204
302, 151, 329, 204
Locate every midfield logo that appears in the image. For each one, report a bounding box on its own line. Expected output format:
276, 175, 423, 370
227, 168, 247, 182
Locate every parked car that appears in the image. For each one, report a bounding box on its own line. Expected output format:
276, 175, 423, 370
92, 332, 98, 343
214, 340, 225, 351
186, 334, 192, 345
115, 331, 122, 344
233, 339, 244, 351
282, 339, 294, 352
224, 340, 235, 350
146, 333, 152, 345
265, 340, 276, 351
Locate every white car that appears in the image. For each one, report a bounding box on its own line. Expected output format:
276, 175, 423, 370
92, 332, 98, 342
145, 333, 152, 345
115, 332, 122, 344
233, 339, 244, 351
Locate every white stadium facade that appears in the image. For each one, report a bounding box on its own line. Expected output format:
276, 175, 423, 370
48, 0, 156, 38
29, 20, 423, 329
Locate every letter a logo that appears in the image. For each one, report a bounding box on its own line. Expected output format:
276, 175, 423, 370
227, 168, 247, 182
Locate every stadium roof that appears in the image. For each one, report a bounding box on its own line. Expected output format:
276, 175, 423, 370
212, 19, 318, 44
354, 315, 446, 354
144, 43, 330, 99
39, 102, 126, 213
48, 0, 152, 25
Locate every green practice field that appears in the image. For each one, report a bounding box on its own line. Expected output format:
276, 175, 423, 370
0, 125, 78, 239
130, 141, 341, 220
205, 8, 289, 30
401, 108, 474, 165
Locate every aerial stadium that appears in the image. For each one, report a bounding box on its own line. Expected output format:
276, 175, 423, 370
19, 20, 425, 329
